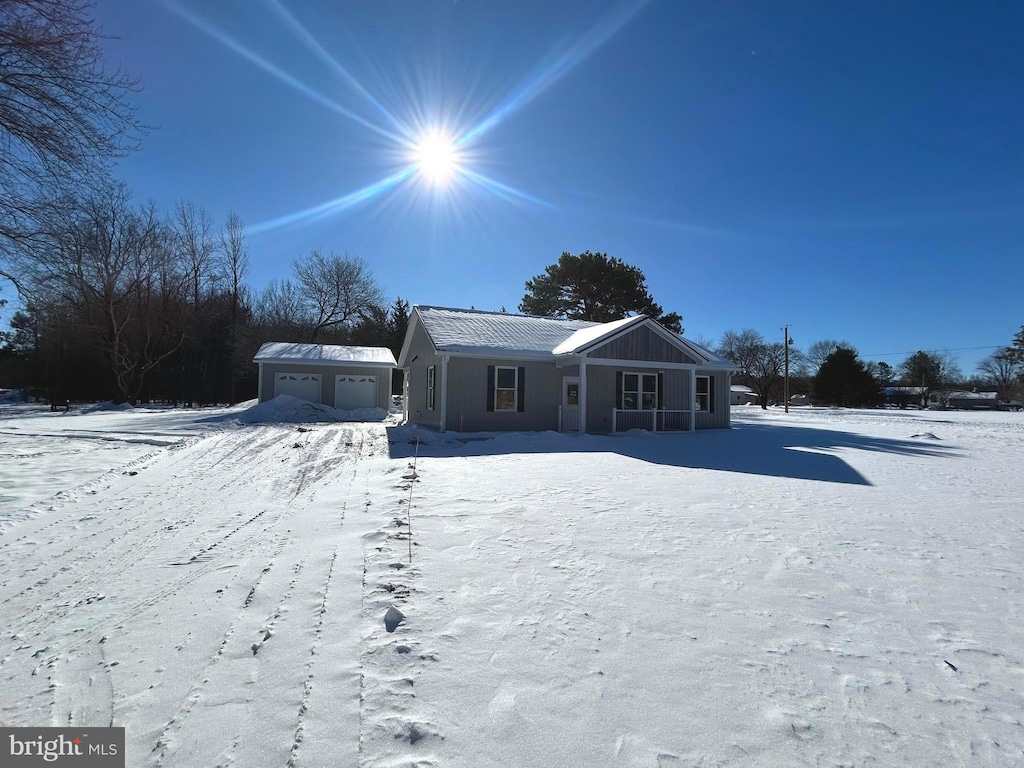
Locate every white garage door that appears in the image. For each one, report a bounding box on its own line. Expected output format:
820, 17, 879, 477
335, 375, 377, 410
274, 372, 321, 403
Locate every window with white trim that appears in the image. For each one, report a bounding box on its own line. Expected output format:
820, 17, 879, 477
622, 372, 658, 410
426, 366, 435, 410
696, 375, 710, 412
495, 366, 518, 411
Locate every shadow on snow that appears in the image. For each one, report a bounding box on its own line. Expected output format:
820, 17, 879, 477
386, 422, 959, 486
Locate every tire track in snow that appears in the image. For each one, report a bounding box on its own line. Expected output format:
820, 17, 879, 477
148, 556, 311, 767
286, 547, 337, 768
1, 428, 309, 637
0, 430, 245, 603
1, 420, 380, 765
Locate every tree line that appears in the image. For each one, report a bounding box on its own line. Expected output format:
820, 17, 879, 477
713, 328, 1024, 409
0, 2, 407, 405
0, 184, 408, 403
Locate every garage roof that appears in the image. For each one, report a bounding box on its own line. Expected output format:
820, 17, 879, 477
254, 342, 396, 367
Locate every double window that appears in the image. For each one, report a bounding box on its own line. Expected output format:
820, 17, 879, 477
426, 366, 435, 410
621, 372, 658, 410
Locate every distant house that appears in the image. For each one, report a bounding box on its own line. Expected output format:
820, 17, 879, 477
928, 390, 999, 410
397, 306, 738, 434
789, 394, 810, 406
730, 385, 758, 406
882, 386, 927, 408
254, 343, 396, 410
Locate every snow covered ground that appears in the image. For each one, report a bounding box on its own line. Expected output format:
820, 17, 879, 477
1, 403, 1022, 766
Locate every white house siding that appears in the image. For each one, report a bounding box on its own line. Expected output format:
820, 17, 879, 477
444, 357, 568, 432
403, 322, 442, 429
259, 362, 392, 409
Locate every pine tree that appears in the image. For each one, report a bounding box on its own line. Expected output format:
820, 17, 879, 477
520, 251, 683, 333
814, 347, 882, 407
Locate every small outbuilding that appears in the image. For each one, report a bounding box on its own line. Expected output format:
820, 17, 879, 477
730, 385, 758, 406
254, 342, 396, 411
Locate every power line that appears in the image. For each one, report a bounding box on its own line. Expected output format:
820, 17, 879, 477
860, 345, 1007, 359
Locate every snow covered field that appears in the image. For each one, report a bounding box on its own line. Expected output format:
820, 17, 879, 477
1, 403, 1022, 766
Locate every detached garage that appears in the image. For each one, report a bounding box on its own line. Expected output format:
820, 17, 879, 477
254, 342, 396, 411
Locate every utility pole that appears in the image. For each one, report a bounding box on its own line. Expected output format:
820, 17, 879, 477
784, 325, 790, 414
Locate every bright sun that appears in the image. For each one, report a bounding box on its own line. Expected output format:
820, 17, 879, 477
413, 133, 459, 185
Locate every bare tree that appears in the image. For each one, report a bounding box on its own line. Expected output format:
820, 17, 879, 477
292, 251, 384, 342
58, 186, 184, 401
977, 350, 1023, 402
218, 212, 249, 401
254, 278, 310, 338
691, 334, 717, 352
805, 339, 853, 374
172, 201, 219, 310
746, 342, 788, 409
0, 0, 144, 275
219, 212, 249, 313
717, 328, 765, 374
717, 329, 789, 409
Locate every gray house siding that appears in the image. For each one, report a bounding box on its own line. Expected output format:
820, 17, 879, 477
584, 366, 730, 431
445, 357, 569, 432
404, 322, 441, 429
589, 326, 696, 364
259, 362, 392, 409
694, 370, 731, 430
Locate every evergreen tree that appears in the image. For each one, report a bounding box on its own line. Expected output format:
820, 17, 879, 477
874, 361, 895, 385
520, 251, 683, 333
388, 298, 410, 360
813, 347, 882, 407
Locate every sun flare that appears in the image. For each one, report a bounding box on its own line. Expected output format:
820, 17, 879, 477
413, 133, 459, 185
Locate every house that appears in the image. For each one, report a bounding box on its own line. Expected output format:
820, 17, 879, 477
254, 342, 396, 410
928, 390, 999, 410
396, 306, 738, 434
789, 394, 810, 406
882, 386, 927, 408
730, 385, 758, 406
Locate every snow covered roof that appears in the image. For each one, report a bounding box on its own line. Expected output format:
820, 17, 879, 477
415, 306, 599, 357
731, 385, 754, 393
253, 342, 396, 367
552, 316, 643, 355
411, 306, 736, 367
942, 390, 998, 400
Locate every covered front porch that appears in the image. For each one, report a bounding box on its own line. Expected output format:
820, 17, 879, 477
553, 356, 728, 434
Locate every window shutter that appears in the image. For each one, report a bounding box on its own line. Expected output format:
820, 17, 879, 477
517, 367, 525, 412
709, 375, 716, 413
486, 366, 495, 412
657, 372, 664, 410
615, 371, 623, 409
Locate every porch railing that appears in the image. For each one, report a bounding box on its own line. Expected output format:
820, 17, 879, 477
558, 405, 580, 432
612, 408, 691, 433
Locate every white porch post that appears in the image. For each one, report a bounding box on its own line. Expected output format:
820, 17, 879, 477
439, 355, 450, 433
689, 368, 696, 432
403, 368, 410, 423
578, 356, 588, 434
257, 362, 263, 402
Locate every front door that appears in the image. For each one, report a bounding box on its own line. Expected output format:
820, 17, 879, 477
560, 377, 580, 432
563, 377, 580, 407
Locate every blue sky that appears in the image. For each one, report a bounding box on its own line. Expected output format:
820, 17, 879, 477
88, 0, 1023, 372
